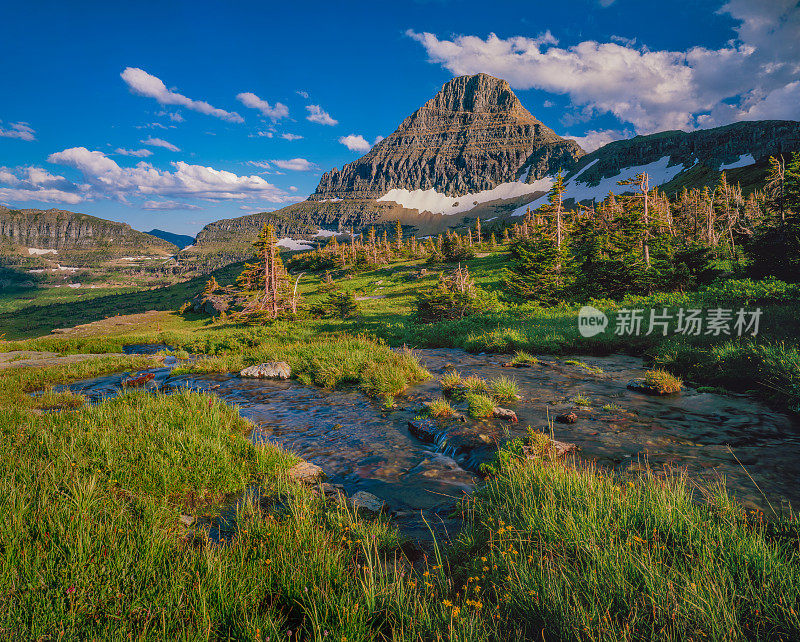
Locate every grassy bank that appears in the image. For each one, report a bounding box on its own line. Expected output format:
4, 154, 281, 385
2, 376, 798, 639
4, 246, 798, 410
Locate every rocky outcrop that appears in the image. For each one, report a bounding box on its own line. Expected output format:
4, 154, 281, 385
571, 120, 800, 188
287, 461, 326, 483
313, 74, 584, 200
0, 206, 176, 255
240, 362, 292, 380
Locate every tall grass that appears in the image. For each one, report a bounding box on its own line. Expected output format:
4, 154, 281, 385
454, 447, 800, 640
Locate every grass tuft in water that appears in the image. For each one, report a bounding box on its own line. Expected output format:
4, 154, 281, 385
644, 368, 683, 394
425, 397, 455, 418
466, 393, 496, 419
489, 376, 520, 401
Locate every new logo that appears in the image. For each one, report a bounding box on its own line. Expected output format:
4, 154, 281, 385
578, 306, 608, 337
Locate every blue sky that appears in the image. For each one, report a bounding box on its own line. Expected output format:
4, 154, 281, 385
1, 0, 798, 235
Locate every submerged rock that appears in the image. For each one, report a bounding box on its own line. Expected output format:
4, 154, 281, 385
348, 491, 388, 515
408, 419, 438, 443
556, 412, 578, 424
287, 461, 326, 483
240, 361, 292, 379
122, 372, 156, 388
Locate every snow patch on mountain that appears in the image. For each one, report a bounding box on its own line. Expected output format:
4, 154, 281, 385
313, 229, 339, 238
512, 156, 689, 216
377, 177, 554, 216
720, 154, 756, 170
277, 238, 314, 251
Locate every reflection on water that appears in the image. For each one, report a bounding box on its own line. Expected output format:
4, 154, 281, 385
57, 347, 800, 522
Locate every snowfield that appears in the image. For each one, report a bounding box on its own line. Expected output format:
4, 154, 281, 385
720, 154, 756, 170
512, 156, 690, 216
277, 238, 314, 251
28, 248, 57, 256
313, 229, 339, 238
377, 177, 554, 216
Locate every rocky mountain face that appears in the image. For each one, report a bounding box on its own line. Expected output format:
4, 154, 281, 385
572, 120, 800, 188
190, 74, 800, 272
313, 74, 585, 199
0, 206, 176, 255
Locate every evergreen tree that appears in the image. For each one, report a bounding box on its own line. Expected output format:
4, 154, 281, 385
502, 233, 567, 304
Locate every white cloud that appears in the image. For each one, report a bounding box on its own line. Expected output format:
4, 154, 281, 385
158, 111, 185, 123
338, 134, 371, 152
114, 148, 153, 157
562, 128, 630, 152
338, 134, 383, 152
121, 67, 244, 123
0, 121, 35, 141
0, 165, 86, 204
270, 158, 315, 171
306, 104, 338, 126
296, 90, 309, 99
142, 199, 200, 210
281, 133, 303, 141
407, 3, 800, 134
236, 92, 289, 122
46, 147, 299, 203
252, 130, 274, 138
142, 137, 181, 152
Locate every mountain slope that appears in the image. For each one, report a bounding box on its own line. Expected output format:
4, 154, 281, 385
0, 206, 177, 259
190, 75, 800, 270
146, 229, 196, 250
313, 73, 585, 200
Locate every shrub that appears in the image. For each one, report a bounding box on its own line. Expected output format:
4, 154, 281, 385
414, 266, 500, 324
311, 290, 359, 318
699, 277, 800, 306
644, 368, 683, 394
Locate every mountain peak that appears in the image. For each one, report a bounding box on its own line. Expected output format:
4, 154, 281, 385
428, 74, 522, 114
312, 74, 584, 199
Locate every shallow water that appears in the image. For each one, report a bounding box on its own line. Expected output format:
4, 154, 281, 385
57, 346, 800, 526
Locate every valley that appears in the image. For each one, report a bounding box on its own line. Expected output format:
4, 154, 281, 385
2, 61, 800, 639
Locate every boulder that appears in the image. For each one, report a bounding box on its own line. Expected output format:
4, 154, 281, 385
240, 361, 292, 379
627, 379, 668, 395
523, 439, 578, 460
492, 406, 518, 422
556, 412, 578, 424
122, 372, 156, 388
348, 491, 388, 515
287, 461, 326, 483
201, 296, 229, 315
408, 419, 438, 443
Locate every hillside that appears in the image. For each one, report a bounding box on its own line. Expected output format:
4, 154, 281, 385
189, 75, 800, 271
0, 207, 177, 265
146, 229, 195, 250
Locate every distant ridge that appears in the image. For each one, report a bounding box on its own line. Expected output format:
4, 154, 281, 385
147, 229, 196, 250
